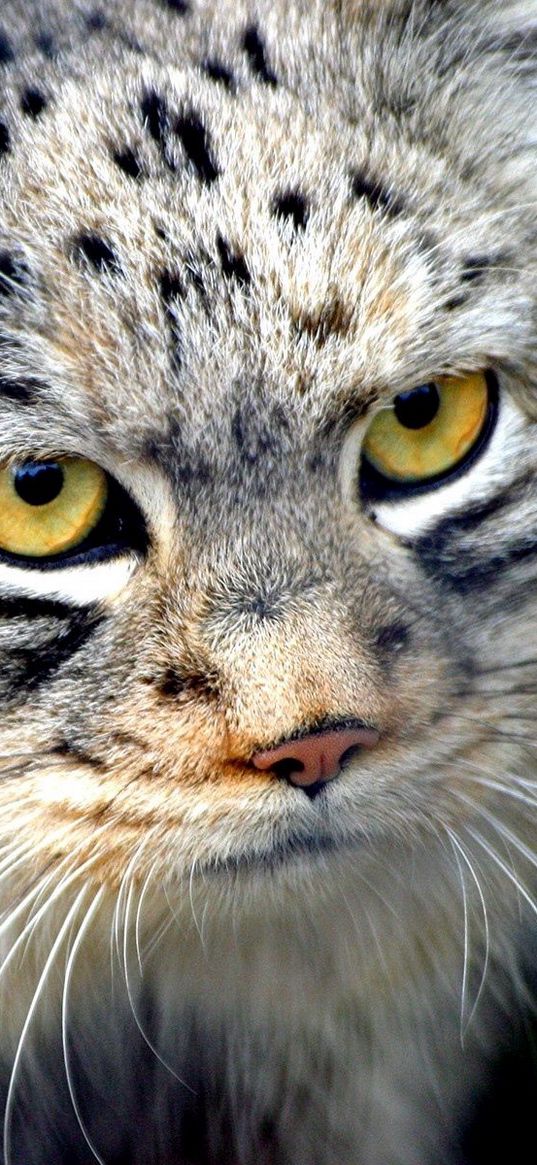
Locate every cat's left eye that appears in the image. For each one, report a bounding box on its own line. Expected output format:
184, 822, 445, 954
0, 456, 146, 566
360, 371, 497, 497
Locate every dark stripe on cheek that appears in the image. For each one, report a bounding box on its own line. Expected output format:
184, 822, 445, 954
420, 537, 537, 594
0, 594, 96, 621
422, 482, 527, 537
52, 739, 106, 770
413, 484, 537, 593
0, 598, 103, 694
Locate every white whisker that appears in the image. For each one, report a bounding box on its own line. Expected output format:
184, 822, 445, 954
121, 873, 196, 1095
134, 861, 158, 975
464, 826, 537, 921
0, 857, 100, 985
3, 884, 90, 1165
444, 827, 490, 1039
62, 887, 107, 1165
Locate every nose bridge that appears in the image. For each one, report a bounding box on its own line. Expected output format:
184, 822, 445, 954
209, 594, 384, 755
156, 523, 385, 763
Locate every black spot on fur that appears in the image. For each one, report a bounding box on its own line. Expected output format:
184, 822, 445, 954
295, 298, 353, 343
0, 376, 38, 404
160, 0, 190, 12
351, 170, 403, 217
141, 91, 176, 171
201, 58, 236, 90
0, 32, 15, 65
0, 122, 10, 158
20, 87, 48, 118
174, 111, 219, 184
374, 623, 410, 656
216, 236, 250, 286
159, 271, 184, 365
460, 255, 498, 284
35, 31, 57, 58
444, 294, 468, 311
85, 9, 107, 31
113, 147, 144, 179
73, 234, 120, 273
160, 270, 186, 304
242, 25, 277, 85
272, 190, 309, 230
230, 402, 289, 465
0, 252, 30, 297
141, 90, 169, 146
153, 666, 218, 701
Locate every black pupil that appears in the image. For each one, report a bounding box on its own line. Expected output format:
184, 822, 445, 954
14, 462, 65, 506
394, 384, 440, 430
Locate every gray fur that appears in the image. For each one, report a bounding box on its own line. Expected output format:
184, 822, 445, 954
0, 2, 536, 1162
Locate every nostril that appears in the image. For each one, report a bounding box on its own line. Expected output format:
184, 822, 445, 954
269, 759, 326, 800
339, 745, 363, 770
270, 758, 305, 781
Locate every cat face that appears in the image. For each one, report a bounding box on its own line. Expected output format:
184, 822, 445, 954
0, 0, 536, 894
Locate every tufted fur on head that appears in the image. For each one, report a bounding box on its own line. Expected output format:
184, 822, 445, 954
0, 1, 536, 1162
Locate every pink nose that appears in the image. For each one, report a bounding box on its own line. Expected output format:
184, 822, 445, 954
251, 725, 379, 788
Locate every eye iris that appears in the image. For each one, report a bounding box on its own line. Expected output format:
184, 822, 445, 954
393, 385, 440, 431
360, 371, 492, 488
13, 462, 65, 507
0, 457, 109, 559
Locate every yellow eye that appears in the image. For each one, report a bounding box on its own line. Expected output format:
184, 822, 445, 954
362, 372, 493, 487
0, 458, 108, 559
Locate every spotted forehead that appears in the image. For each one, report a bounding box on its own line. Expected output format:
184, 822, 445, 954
0, 5, 525, 462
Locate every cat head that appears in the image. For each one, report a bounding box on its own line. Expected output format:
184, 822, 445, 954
0, 0, 536, 890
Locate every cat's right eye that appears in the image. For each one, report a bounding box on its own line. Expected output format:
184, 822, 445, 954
360, 371, 498, 500
0, 456, 147, 568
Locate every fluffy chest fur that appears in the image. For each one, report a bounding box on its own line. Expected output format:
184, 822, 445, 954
0, 1, 536, 1162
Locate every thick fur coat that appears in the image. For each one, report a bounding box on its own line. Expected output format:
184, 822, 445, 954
0, 2, 536, 1161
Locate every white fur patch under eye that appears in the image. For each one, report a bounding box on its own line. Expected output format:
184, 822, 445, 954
0, 555, 137, 606
341, 392, 531, 539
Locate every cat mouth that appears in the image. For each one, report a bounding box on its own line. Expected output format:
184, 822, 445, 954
197, 826, 346, 877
